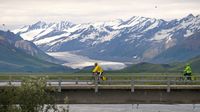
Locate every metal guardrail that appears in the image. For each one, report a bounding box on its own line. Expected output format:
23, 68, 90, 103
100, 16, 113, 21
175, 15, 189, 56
0, 75, 200, 93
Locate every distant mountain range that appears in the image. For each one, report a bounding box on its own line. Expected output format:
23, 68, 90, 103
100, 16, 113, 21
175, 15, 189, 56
13, 14, 200, 64
0, 30, 72, 72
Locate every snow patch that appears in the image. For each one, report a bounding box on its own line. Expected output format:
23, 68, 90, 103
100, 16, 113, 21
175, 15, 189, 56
151, 29, 172, 41
20, 29, 44, 41
100, 31, 119, 43
184, 30, 193, 37
80, 33, 97, 42
132, 56, 137, 59
12, 26, 29, 34
34, 28, 54, 39
143, 20, 159, 32
35, 33, 70, 45
100, 50, 105, 53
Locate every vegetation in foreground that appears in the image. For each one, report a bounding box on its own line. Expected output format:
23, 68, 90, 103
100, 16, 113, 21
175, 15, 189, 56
0, 77, 69, 112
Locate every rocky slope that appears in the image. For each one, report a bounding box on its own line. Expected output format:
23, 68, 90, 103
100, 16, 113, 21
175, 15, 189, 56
0, 30, 72, 72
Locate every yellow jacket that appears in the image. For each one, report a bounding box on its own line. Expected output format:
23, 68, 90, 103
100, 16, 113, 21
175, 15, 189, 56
92, 65, 103, 73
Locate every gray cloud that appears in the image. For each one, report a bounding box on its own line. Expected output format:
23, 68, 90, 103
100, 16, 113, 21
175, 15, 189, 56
0, 0, 200, 29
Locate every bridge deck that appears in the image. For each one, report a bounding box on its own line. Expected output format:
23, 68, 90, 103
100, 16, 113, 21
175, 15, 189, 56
1, 81, 200, 89
1, 75, 200, 104
51, 84, 200, 89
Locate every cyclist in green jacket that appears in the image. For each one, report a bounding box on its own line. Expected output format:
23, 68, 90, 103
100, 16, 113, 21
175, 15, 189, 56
183, 64, 192, 80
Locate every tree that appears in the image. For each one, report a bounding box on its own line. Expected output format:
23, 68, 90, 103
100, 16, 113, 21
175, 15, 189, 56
0, 77, 66, 112
0, 84, 18, 112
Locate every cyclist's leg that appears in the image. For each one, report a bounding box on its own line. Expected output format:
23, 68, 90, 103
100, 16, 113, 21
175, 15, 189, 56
91, 73, 95, 84
188, 73, 192, 80
99, 72, 103, 80
183, 73, 187, 80
97, 72, 101, 84
185, 73, 191, 80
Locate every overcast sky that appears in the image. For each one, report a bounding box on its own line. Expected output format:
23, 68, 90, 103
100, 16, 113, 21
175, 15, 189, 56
0, 0, 200, 29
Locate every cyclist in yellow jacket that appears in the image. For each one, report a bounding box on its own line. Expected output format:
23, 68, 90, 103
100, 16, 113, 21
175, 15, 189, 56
92, 63, 104, 83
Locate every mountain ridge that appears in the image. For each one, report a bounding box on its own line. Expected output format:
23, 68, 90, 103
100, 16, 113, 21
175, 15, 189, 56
13, 14, 200, 63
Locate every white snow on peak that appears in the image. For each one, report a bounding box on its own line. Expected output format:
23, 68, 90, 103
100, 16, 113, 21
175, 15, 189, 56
100, 50, 105, 53
180, 19, 194, 29
46, 33, 80, 46
165, 37, 172, 44
117, 16, 149, 29
151, 29, 172, 41
12, 16, 158, 44
100, 31, 119, 43
133, 55, 138, 59
20, 29, 44, 41
34, 26, 55, 39
12, 26, 29, 34
184, 30, 193, 37
12, 15, 200, 52
143, 20, 159, 32
80, 33, 98, 42
34, 32, 70, 45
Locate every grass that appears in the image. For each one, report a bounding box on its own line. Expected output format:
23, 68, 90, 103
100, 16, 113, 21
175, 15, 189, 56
0, 72, 200, 85
0, 72, 200, 81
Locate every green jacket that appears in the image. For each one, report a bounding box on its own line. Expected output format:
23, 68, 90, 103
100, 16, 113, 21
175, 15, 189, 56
184, 65, 192, 74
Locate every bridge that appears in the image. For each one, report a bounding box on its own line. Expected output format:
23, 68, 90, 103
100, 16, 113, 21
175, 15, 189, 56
0, 75, 200, 104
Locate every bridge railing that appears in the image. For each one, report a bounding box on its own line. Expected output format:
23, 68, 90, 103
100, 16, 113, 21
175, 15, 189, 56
1, 75, 200, 86
1, 75, 200, 93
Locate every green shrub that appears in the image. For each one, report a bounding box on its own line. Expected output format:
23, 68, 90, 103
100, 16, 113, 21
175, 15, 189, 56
0, 77, 63, 112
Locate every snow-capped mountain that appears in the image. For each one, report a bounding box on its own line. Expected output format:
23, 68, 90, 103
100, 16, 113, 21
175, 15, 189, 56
13, 14, 200, 63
